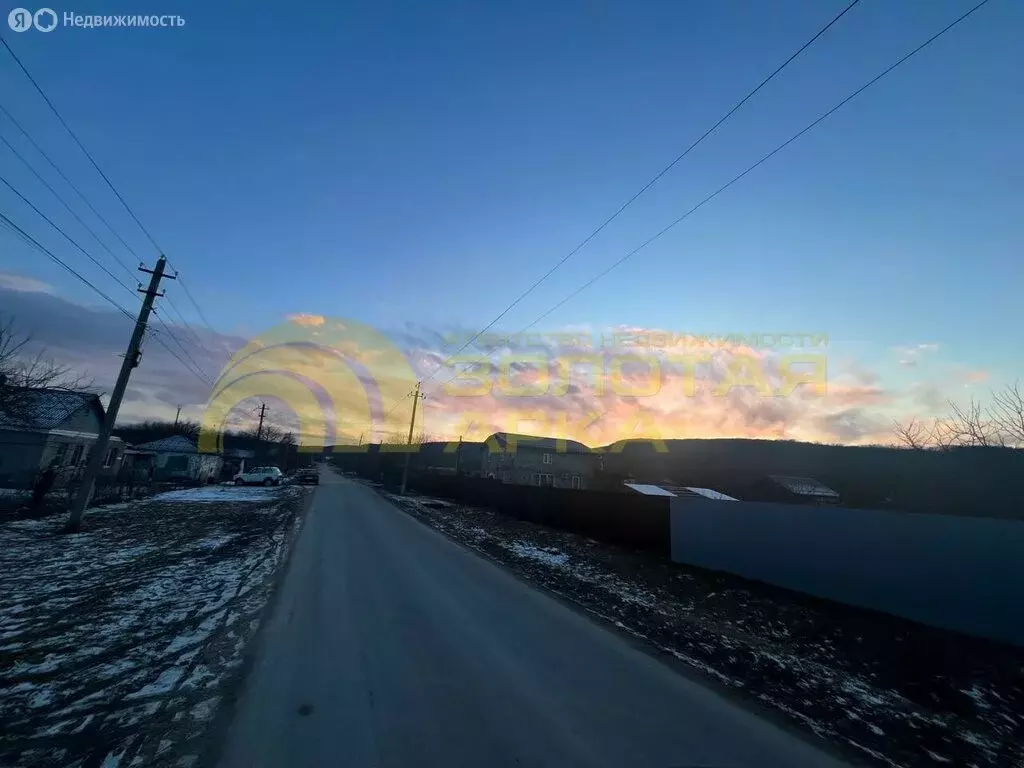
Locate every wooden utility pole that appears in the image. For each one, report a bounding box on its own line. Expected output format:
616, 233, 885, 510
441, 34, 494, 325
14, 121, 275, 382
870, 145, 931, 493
400, 383, 425, 495
173, 405, 181, 428
256, 402, 267, 440
454, 435, 463, 475
67, 256, 173, 531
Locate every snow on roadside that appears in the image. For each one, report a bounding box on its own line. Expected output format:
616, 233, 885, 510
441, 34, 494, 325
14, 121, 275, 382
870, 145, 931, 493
151, 486, 285, 503
0, 488, 308, 766
504, 541, 570, 567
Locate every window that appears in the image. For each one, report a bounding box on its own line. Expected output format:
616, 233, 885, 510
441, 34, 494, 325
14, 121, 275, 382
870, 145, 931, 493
533, 473, 553, 487
68, 444, 84, 467
542, 453, 552, 465
572, 475, 581, 489
103, 448, 117, 468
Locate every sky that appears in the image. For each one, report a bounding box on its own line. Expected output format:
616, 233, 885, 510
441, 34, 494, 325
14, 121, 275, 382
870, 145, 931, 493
1, 0, 1021, 447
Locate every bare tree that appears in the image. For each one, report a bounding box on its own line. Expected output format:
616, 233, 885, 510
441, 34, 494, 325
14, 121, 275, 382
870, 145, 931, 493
238, 423, 293, 444
945, 396, 1005, 447
892, 417, 937, 450
0, 316, 92, 426
989, 380, 1024, 446
894, 385, 1023, 450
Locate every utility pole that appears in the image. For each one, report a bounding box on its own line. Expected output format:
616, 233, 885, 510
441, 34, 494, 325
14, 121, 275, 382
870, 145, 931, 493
400, 383, 425, 495
173, 405, 181, 428
67, 256, 173, 531
255, 402, 267, 440
454, 435, 463, 475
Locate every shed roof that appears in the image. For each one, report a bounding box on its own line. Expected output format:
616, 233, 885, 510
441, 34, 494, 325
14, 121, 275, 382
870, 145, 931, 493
767, 475, 839, 498
624, 482, 676, 497
133, 435, 198, 454
673, 486, 739, 501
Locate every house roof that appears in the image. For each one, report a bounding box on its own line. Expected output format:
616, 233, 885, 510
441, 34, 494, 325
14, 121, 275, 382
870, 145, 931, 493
624, 482, 676, 497
630, 483, 739, 501
0, 387, 101, 431
675, 486, 739, 502
767, 474, 839, 498
484, 432, 593, 454
133, 435, 199, 454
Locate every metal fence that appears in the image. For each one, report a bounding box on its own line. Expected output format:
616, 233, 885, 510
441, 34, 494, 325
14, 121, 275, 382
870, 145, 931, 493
364, 468, 672, 555
669, 498, 1024, 646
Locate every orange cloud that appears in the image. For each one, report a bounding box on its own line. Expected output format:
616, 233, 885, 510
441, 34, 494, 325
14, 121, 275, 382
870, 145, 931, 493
288, 313, 326, 327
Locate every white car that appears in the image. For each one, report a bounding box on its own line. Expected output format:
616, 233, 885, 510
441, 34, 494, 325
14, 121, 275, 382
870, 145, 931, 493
233, 466, 284, 487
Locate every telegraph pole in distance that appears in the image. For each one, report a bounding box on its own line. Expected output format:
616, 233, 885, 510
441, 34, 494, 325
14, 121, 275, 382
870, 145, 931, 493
400, 383, 425, 495
174, 404, 181, 428
67, 256, 173, 531
256, 402, 267, 440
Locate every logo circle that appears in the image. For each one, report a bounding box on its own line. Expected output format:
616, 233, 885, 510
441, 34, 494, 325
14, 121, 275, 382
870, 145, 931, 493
199, 316, 419, 456
34, 8, 57, 32
7, 8, 33, 31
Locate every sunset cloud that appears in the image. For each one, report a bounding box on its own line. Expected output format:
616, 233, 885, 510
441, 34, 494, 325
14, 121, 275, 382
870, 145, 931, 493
0, 279, 987, 448
287, 313, 326, 327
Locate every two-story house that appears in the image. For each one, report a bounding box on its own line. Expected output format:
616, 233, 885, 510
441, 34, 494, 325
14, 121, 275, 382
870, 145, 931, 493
480, 432, 600, 490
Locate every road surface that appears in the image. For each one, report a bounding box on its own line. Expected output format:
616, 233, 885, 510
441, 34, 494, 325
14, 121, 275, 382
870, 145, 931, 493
219, 470, 848, 768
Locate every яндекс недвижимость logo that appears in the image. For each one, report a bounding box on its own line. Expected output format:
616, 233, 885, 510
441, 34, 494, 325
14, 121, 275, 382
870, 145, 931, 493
8, 8, 57, 31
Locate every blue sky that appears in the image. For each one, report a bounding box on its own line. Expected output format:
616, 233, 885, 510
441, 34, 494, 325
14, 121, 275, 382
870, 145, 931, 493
1, 0, 1022, 439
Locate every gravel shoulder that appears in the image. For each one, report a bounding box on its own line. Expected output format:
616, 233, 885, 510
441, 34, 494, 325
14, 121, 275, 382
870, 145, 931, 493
0, 485, 312, 768
382, 486, 1024, 768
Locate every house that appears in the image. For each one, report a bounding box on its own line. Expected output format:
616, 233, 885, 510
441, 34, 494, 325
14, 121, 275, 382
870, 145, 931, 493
480, 432, 601, 489
750, 474, 841, 506
624, 482, 739, 501
129, 435, 223, 483
0, 386, 123, 489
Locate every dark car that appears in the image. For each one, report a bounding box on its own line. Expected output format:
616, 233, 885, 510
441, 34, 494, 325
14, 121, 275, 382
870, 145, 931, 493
294, 468, 319, 485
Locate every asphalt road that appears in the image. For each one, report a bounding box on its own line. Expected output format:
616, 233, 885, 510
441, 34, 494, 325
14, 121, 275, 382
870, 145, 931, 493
218, 470, 849, 768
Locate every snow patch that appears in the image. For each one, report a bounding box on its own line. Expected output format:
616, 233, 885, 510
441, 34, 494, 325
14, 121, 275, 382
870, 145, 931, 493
151, 487, 282, 503
505, 541, 570, 567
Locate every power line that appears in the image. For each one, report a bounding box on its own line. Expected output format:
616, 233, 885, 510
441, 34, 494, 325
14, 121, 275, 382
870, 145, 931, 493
161, 293, 219, 369
426, 0, 994, 396
176, 274, 218, 334
0, 128, 136, 281
0, 208, 210, 388
0, 34, 163, 255
149, 314, 214, 386
0, 207, 135, 323
0, 171, 138, 300
426, 0, 863, 377
1, 36, 223, 356
0, 100, 143, 265
0, 197, 211, 387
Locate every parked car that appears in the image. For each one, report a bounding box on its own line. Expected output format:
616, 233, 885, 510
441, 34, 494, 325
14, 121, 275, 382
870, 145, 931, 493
233, 466, 283, 486
293, 467, 319, 485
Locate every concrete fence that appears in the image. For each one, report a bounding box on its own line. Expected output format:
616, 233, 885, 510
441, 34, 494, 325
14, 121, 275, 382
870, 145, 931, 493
669, 499, 1024, 646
